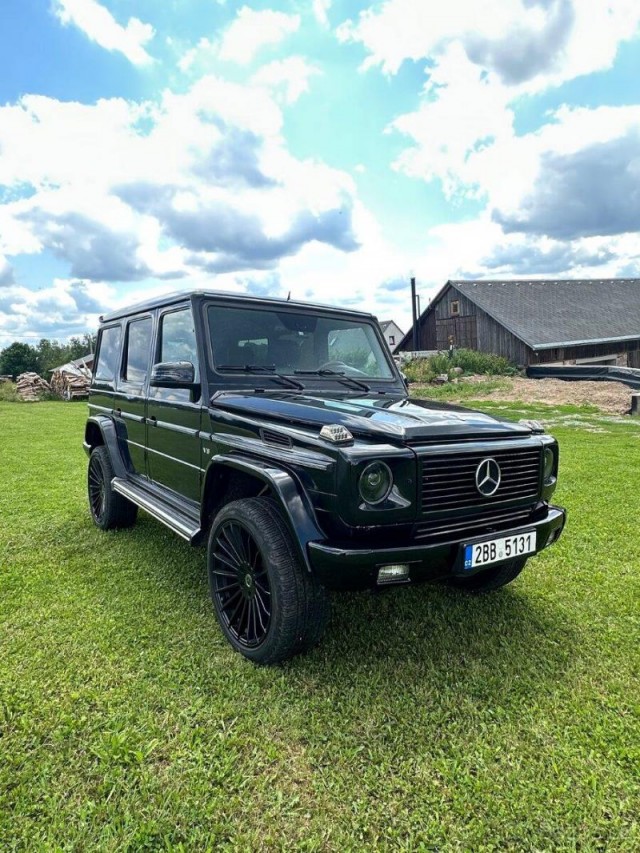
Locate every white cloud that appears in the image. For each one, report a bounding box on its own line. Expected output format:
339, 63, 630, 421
0, 279, 116, 343
338, 0, 640, 87
389, 43, 515, 198
313, 0, 332, 27
252, 57, 321, 105
218, 7, 300, 65
0, 76, 367, 297
178, 37, 215, 73
53, 0, 154, 66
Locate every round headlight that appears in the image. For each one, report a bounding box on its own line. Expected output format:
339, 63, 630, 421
543, 447, 555, 482
359, 461, 393, 505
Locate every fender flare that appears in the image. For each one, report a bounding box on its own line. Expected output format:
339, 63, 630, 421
203, 455, 324, 573
84, 415, 130, 479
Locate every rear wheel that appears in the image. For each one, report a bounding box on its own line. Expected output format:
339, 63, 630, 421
88, 446, 138, 530
448, 558, 527, 593
208, 497, 330, 664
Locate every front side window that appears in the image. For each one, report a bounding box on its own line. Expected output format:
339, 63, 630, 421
123, 317, 152, 384
208, 305, 394, 379
160, 309, 198, 366
151, 308, 199, 402
95, 325, 122, 382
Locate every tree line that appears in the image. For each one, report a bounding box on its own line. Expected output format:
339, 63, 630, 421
0, 334, 97, 379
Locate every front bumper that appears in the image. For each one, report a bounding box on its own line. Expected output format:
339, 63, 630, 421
308, 505, 566, 590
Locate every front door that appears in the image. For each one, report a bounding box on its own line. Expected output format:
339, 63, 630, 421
146, 305, 202, 502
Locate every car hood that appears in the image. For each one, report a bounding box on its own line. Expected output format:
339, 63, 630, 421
210, 391, 535, 443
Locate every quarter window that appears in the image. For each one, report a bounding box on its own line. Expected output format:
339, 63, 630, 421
95, 325, 122, 382
123, 317, 152, 383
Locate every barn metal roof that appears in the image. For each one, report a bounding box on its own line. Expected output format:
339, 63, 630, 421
450, 278, 640, 350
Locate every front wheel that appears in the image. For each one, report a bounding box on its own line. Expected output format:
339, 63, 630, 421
447, 558, 528, 593
207, 498, 330, 664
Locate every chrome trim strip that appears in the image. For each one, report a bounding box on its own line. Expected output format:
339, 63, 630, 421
153, 420, 200, 437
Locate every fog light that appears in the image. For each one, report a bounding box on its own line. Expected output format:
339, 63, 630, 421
546, 528, 560, 547
377, 564, 410, 584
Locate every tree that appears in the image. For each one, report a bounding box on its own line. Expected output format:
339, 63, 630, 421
67, 333, 96, 362
35, 338, 67, 374
0, 342, 40, 378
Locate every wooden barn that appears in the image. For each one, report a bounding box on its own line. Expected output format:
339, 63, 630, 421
396, 278, 640, 368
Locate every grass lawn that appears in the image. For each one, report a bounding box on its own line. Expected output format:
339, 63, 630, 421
1, 400, 639, 851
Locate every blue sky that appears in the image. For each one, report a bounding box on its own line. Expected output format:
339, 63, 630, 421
0, 0, 639, 345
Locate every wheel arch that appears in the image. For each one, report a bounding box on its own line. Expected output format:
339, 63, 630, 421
202, 455, 324, 573
84, 415, 129, 479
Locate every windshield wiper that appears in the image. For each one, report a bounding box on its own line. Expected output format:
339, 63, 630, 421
217, 364, 304, 391
294, 368, 370, 394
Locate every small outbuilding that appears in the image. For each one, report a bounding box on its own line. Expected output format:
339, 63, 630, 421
379, 320, 404, 353
397, 278, 640, 367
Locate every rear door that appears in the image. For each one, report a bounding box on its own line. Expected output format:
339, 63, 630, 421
115, 314, 154, 478
146, 305, 202, 501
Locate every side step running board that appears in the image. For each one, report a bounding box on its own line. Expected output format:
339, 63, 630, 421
112, 478, 201, 543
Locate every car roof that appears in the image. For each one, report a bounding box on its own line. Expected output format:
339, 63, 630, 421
100, 289, 376, 324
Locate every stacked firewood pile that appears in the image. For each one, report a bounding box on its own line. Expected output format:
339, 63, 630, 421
16, 372, 51, 401
50, 364, 92, 400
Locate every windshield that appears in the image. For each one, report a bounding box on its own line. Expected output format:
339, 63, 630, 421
208, 304, 395, 380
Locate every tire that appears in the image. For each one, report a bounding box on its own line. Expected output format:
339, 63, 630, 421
87, 446, 138, 530
207, 497, 330, 664
447, 557, 527, 593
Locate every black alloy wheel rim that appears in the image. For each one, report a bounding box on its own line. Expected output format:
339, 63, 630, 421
88, 456, 106, 522
211, 521, 272, 648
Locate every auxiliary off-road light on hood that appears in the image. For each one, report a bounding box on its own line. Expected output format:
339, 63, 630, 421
377, 564, 410, 584
319, 424, 353, 444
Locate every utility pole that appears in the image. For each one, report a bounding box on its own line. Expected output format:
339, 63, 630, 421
411, 276, 418, 351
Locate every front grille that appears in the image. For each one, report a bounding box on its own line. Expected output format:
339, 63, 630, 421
414, 505, 538, 545
420, 445, 542, 515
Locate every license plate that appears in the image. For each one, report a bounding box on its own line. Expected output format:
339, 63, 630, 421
463, 531, 536, 570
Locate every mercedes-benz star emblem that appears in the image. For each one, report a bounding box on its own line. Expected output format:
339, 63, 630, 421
475, 458, 501, 496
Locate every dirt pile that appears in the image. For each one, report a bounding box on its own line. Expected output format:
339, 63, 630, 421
465, 375, 632, 415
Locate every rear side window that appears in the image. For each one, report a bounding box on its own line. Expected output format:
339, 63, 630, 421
95, 325, 122, 382
123, 317, 153, 383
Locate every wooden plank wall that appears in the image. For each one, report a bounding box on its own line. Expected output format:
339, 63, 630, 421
407, 285, 640, 367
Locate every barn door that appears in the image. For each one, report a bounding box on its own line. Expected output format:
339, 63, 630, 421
435, 316, 477, 350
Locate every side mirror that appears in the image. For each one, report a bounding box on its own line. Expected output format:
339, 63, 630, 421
401, 371, 410, 390
150, 361, 197, 388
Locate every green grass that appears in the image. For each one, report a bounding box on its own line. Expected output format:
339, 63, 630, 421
1, 401, 639, 851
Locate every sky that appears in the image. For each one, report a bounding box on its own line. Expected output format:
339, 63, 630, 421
0, 0, 639, 346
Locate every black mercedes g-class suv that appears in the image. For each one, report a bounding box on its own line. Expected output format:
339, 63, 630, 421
85, 290, 565, 663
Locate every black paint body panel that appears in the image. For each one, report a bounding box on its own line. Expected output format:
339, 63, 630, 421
86, 290, 566, 590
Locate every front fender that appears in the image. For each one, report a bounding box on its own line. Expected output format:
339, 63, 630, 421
203, 455, 324, 573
